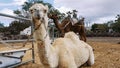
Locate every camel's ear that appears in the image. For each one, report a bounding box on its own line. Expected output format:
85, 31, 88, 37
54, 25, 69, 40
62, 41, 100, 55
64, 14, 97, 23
44, 5, 49, 13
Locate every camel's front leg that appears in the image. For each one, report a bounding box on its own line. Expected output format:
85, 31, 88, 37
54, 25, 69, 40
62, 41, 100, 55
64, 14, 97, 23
36, 41, 50, 67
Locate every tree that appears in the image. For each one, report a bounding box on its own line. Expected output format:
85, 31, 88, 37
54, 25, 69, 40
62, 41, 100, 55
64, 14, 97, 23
60, 13, 65, 19
91, 24, 98, 32
48, 8, 63, 20
9, 20, 31, 35
72, 10, 78, 19
112, 14, 120, 32
91, 23, 109, 33
0, 22, 4, 28
13, 10, 21, 15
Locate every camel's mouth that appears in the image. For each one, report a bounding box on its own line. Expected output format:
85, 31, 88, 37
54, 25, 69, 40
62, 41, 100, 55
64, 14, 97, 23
33, 12, 41, 20
36, 15, 41, 19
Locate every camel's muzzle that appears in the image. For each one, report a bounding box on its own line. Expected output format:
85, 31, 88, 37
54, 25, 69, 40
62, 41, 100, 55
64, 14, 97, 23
34, 10, 41, 19
36, 14, 41, 19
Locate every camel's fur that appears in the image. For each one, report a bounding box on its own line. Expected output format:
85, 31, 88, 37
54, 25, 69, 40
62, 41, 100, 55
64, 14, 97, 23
29, 3, 94, 68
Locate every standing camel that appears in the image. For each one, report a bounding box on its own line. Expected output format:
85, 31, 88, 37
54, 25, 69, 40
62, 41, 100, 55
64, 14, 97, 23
48, 14, 86, 42
29, 3, 94, 68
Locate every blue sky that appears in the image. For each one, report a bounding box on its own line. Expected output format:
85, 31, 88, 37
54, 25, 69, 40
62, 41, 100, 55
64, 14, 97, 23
0, 0, 120, 26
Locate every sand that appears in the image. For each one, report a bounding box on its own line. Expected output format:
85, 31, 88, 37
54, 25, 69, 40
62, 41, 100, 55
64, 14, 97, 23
0, 37, 120, 68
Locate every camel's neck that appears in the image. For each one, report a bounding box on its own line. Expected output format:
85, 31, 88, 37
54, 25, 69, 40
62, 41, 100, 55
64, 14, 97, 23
52, 18, 62, 31
34, 17, 51, 67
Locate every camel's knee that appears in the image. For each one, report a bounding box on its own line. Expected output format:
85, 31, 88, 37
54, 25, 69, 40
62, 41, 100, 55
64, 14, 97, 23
59, 57, 77, 68
59, 52, 77, 68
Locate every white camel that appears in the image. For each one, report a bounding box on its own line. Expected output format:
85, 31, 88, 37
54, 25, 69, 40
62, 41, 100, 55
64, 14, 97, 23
29, 3, 94, 68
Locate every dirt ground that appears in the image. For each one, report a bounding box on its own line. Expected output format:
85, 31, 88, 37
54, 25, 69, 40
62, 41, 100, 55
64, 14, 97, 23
0, 37, 120, 68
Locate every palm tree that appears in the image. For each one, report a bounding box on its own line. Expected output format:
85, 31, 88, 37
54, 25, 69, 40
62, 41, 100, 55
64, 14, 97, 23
72, 9, 78, 19
13, 10, 21, 15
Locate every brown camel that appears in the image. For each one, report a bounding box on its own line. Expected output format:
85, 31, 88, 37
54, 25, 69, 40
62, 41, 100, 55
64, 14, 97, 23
48, 14, 72, 36
48, 14, 86, 42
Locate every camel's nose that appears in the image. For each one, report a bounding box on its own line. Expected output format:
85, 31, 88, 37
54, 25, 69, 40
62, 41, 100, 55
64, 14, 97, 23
37, 13, 40, 16
36, 13, 41, 19
36, 10, 41, 19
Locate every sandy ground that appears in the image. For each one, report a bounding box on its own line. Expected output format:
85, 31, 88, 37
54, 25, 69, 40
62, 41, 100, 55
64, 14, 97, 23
0, 37, 120, 68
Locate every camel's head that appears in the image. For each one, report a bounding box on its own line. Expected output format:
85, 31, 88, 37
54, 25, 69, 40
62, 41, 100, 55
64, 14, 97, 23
48, 13, 59, 19
29, 3, 48, 21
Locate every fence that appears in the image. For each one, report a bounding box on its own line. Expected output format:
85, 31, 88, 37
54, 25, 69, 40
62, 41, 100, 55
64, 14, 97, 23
0, 13, 35, 67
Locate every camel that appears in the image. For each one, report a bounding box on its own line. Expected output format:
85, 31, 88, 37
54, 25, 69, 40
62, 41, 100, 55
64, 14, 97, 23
48, 14, 72, 37
48, 14, 86, 42
29, 3, 94, 68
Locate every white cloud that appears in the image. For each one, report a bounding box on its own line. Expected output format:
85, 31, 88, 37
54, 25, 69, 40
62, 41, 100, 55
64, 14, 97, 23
0, 0, 27, 26
0, 8, 15, 15
55, 6, 72, 13
53, 0, 120, 25
13, 0, 27, 6
93, 16, 116, 24
0, 8, 15, 26
0, 0, 26, 6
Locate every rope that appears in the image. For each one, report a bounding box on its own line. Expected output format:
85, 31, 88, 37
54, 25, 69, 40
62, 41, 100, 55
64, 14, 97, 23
62, 18, 74, 30
62, 21, 71, 29
22, 21, 43, 47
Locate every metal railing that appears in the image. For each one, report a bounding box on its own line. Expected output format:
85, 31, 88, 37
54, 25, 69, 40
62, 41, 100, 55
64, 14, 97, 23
0, 39, 34, 43
0, 13, 31, 21
0, 13, 35, 67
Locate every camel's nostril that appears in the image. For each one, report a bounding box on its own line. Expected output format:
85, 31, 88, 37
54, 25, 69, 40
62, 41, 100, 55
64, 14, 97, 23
37, 14, 41, 19
37, 14, 40, 17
